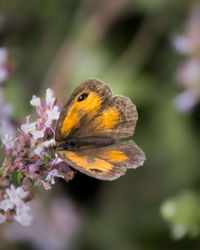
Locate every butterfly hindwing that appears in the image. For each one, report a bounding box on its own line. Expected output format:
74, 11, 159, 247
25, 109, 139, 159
57, 140, 145, 180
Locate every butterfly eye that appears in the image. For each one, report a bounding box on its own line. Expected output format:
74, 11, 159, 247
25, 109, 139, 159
78, 93, 89, 102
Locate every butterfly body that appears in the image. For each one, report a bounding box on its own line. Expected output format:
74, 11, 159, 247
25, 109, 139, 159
56, 138, 115, 151
54, 79, 145, 180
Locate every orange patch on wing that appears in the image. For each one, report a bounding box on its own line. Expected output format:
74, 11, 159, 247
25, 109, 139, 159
61, 92, 101, 136
102, 150, 128, 162
94, 108, 119, 130
64, 151, 113, 173
61, 111, 79, 136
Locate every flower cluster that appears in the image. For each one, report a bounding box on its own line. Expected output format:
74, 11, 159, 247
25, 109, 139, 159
0, 185, 32, 226
0, 89, 74, 226
173, 3, 200, 112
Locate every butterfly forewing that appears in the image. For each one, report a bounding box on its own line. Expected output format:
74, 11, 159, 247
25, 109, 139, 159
55, 79, 138, 141
55, 79, 112, 141
73, 95, 138, 139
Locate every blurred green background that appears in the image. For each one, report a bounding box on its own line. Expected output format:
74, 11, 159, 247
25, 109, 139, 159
1, 0, 200, 249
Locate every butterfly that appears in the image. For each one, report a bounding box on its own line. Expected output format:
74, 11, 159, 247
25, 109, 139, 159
54, 79, 145, 181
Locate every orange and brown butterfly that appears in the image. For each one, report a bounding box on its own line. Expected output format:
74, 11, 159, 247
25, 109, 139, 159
54, 79, 145, 181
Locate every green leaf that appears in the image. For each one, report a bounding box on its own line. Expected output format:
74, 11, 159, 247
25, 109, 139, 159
0, 167, 5, 176
17, 172, 23, 185
43, 155, 50, 162
11, 171, 18, 186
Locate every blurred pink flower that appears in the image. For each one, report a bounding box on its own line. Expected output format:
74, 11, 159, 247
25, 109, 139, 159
174, 90, 199, 113
173, 3, 200, 55
0, 48, 9, 84
0, 89, 15, 138
4, 197, 82, 250
0, 185, 32, 226
2, 134, 14, 149
176, 59, 200, 88
0, 199, 14, 211
173, 3, 200, 112
0, 47, 15, 137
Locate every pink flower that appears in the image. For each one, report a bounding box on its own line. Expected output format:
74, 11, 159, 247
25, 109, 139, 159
0, 185, 32, 226
21, 116, 38, 139
46, 169, 65, 185
176, 59, 200, 88
0, 199, 14, 211
2, 134, 14, 149
45, 89, 60, 126
6, 184, 29, 202
22, 89, 60, 142
4, 197, 82, 250
172, 3, 200, 112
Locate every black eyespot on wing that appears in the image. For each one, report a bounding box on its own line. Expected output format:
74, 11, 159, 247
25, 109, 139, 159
89, 168, 103, 173
78, 93, 89, 102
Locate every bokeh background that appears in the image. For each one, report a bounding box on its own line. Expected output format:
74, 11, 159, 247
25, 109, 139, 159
1, 0, 200, 249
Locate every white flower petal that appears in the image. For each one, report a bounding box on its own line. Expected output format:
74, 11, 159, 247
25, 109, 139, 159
46, 88, 56, 108
31, 129, 44, 140
30, 95, 41, 107
33, 139, 55, 157
21, 116, 45, 140
0, 199, 14, 211
46, 169, 64, 185
21, 116, 36, 134
46, 106, 60, 126
2, 134, 14, 149
43, 139, 56, 147
16, 186, 29, 200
